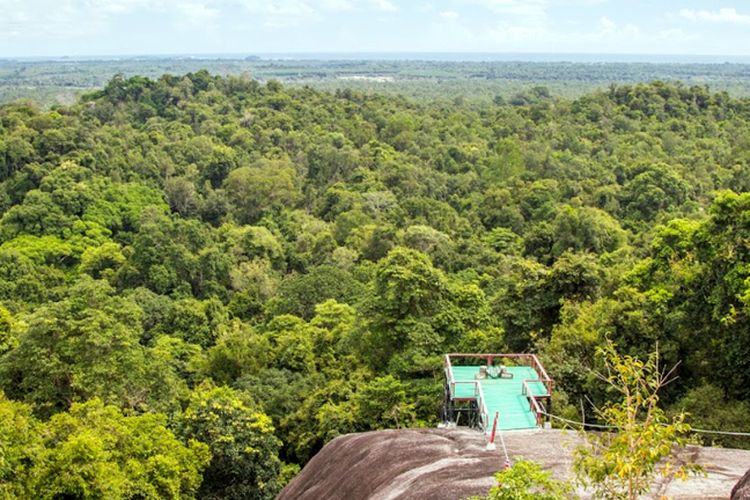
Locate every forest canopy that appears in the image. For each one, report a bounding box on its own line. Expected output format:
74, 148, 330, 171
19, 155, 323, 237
1, 72, 750, 497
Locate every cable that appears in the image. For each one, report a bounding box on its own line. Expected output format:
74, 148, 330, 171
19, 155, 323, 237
690, 428, 750, 437
539, 410, 750, 437
541, 411, 616, 430
497, 423, 510, 465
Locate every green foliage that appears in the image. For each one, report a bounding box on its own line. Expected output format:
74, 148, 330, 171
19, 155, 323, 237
31, 399, 209, 499
0, 277, 183, 416
0, 305, 15, 355
266, 265, 366, 320
0, 392, 41, 498
224, 159, 301, 224
372, 246, 447, 321
476, 459, 574, 500
80, 241, 126, 279
0, 73, 749, 498
671, 384, 750, 450
0, 395, 209, 499
178, 382, 283, 500
352, 375, 416, 429
549, 206, 627, 260
573, 342, 702, 500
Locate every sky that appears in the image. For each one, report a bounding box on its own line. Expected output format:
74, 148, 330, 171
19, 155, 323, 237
1, 0, 750, 58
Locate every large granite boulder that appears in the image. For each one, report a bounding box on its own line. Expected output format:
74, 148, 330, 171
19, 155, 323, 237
280, 428, 750, 499
733, 468, 750, 500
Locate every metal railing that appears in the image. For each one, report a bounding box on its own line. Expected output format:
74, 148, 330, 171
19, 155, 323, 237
521, 379, 547, 427
444, 354, 490, 431
476, 380, 490, 432
444, 354, 456, 397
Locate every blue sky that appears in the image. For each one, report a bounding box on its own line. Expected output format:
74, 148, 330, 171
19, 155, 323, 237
1, 0, 749, 57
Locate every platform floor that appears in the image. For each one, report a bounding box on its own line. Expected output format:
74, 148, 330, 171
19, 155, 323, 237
450, 365, 548, 431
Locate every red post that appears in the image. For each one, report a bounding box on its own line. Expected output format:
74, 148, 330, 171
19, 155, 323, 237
489, 411, 499, 445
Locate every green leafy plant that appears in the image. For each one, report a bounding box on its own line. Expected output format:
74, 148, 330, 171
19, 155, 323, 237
574, 341, 703, 499
477, 459, 574, 500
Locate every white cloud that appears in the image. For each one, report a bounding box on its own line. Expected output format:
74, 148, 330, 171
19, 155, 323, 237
0, 0, 178, 38
570, 0, 607, 5
471, 0, 548, 19
657, 28, 693, 42
0, 0, 397, 38
84, 0, 153, 15
239, 0, 315, 17
237, 0, 390, 29
319, 0, 354, 11
591, 16, 640, 40
439, 10, 459, 20
487, 15, 687, 52
679, 7, 750, 26
368, 0, 398, 12
595, 16, 639, 39
0, 0, 123, 38
176, 2, 220, 27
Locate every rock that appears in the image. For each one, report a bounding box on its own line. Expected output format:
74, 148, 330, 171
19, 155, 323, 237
278, 428, 500, 500
733, 468, 750, 500
279, 428, 750, 500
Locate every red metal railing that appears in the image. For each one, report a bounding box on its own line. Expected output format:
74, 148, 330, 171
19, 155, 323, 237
522, 380, 546, 427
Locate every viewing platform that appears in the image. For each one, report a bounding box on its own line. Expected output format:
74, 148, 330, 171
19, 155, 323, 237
442, 353, 553, 432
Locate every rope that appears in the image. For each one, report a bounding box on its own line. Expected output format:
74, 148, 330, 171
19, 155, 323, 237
541, 411, 616, 430
497, 423, 510, 465
691, 428, 750, 437
539, 410, 750, 437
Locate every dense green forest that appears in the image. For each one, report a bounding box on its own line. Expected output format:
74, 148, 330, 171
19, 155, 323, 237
1, 71, 750, 498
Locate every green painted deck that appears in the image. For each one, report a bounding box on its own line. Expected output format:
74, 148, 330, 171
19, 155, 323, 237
450, 365, 548, 431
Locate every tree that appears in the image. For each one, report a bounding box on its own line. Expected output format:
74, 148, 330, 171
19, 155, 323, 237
402, 224, 454, 266
372, 247, 447, 321
353, 375, 416, 430
165, 176, 200, 217
280, 376, 359, 463
573, 341, 701, 500
2, 72, 750, 497
265, 315, 318, 374
178, 382, 284, 500
549, 205, 627, 260
671, 384, 750, 450
29, 399, 209, 499
0, 392, 41, 498
0, 277, 182, 416
224, 159, 301, 224
0, 304, 15, 355
80, 241, 126, 280
265, 265, 365, 320
202, 322, 271, 385
621, 163, 689, 222
366, 247, 449, 367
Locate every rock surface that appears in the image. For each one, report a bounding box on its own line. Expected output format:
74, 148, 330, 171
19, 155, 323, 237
732, 468, 750, 500
278, 428, 750, 500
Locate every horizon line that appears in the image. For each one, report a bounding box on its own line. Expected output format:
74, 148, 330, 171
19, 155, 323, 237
2, 51, 750, 63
